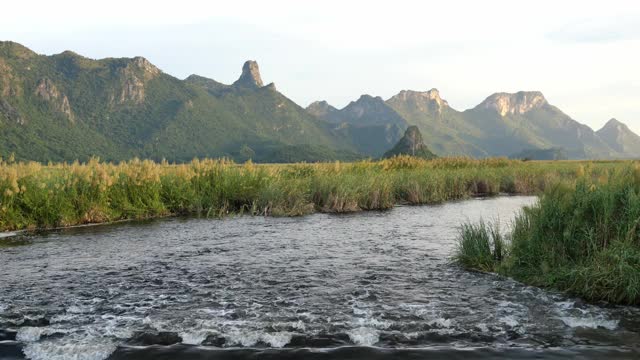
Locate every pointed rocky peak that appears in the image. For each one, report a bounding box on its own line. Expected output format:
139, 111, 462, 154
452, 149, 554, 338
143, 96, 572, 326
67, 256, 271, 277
478, 91, 548, 116
599, 118, 627, 132
387, 88, 450, 113
131, 56, 160, 77
597, 118, 636, 139
597, 118, 640, 156
306, 100, 338, 119
383, 126, 437, 159
233, 60, 264, 88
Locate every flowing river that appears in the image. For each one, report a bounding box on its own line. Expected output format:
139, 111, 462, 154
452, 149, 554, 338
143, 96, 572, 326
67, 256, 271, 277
0, 196, 639, 360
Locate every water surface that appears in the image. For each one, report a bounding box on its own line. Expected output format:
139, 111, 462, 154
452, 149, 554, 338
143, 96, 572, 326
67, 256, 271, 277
1, 196, 638, 359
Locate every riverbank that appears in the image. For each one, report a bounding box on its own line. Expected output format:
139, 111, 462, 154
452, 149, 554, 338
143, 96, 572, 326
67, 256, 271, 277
455, 164, 640, 305
0, 156, 629, 232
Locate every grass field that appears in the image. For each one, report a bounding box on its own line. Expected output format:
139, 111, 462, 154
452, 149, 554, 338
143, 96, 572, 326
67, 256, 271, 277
455, 163, 640, 304
0, 155, 628, 232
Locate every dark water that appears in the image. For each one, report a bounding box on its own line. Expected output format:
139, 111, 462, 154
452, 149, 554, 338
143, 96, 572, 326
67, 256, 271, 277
0, 196, 639, 360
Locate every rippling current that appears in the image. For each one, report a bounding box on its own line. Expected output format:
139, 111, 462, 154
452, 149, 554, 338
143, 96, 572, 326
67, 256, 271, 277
1, 196, 639, 360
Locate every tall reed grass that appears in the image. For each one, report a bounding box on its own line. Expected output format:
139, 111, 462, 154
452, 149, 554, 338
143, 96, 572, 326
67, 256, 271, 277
455, 163, 640, 304
0, 155, 628, 232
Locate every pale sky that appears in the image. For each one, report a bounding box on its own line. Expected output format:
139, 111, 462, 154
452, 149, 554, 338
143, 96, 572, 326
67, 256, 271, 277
3, 0, 639, 132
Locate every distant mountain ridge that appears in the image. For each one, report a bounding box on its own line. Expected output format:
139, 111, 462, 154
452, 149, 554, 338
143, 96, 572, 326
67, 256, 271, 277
0, 41, 360, 162
308, 89, 637, 159
0, 41, 637, 162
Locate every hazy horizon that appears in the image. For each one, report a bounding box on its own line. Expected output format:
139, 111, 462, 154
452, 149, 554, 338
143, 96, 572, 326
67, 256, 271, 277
4, 0, 639, 132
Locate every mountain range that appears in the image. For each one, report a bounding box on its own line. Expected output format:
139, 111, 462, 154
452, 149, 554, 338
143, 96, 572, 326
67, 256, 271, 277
0, 41, 638, 162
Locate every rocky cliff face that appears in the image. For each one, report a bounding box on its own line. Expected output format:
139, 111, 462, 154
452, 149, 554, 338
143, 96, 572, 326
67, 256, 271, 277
306, 100, 339, 121
233, 60, 264, 88
478, 91, 547, 116
34, 78, 74, 122
115, 57, 160, 105
387, 89, 449, 115
0, 59, 21, 98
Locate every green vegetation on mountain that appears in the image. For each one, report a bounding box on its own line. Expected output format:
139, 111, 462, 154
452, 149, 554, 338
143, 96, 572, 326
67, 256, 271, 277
596, 118, 640, 158
0, 42, 357, 162
386, 89, 488, 157
383, 126, 437, 159
1, 41, 639, 162
308, 90, 637, 160
307, 96, 406, 156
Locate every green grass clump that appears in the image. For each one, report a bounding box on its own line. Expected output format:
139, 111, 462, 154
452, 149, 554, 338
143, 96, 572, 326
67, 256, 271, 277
454, 164, 640, 304
455, 221, 505, 272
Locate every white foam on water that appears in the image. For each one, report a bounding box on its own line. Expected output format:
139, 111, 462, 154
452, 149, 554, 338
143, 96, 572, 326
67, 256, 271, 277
555, 301, 575, 310
50, 314, 79, 323
559, 316, 619, 330
0, 231, 18, 239
352, 306, 371, 317
180, 330, 209, 345
475, 323, 489, 332
261, 332, 292, 348
272, 320, 306, 331
354, 317, 393, 329
66, 305, 95, 314
22, 339, 116, 360
16, 327, 47, 342
497, 301, 526, 313
198, 308, 235, 317
223, 330, 292, 348
224, 331, 261, 347
428, 318, 452, 328
346, 327, 379, 346
499, 315, 520, 328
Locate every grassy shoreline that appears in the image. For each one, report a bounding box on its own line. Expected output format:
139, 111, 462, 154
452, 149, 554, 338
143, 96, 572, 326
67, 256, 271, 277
0, 156, 630, 232
455, 164, 640, 305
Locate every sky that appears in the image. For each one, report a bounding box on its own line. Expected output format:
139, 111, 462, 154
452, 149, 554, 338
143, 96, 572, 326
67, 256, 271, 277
3, 0, 640, 132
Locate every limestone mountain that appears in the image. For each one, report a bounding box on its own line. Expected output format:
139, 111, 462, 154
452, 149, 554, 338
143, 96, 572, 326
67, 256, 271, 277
232, 60, 264, 88
2, 41, 638, 162
309, 89, 632, 159
464, 91, 615, 159
386, 89, 487, 157
0, 41, 360, 162
383, 126, 437, 159
596, 118, 640, 158
326, 95, 408, 127
306, 100, 339, 120
306, 96, 407, 157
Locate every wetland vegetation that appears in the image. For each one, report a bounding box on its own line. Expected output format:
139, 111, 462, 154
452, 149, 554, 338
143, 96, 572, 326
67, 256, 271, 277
0, 156, 626, 232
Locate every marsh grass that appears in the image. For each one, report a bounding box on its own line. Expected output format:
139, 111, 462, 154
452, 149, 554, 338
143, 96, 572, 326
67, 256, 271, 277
455, 221, 505, 272
0, 155, 630, 232
455, 164, 640, 304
